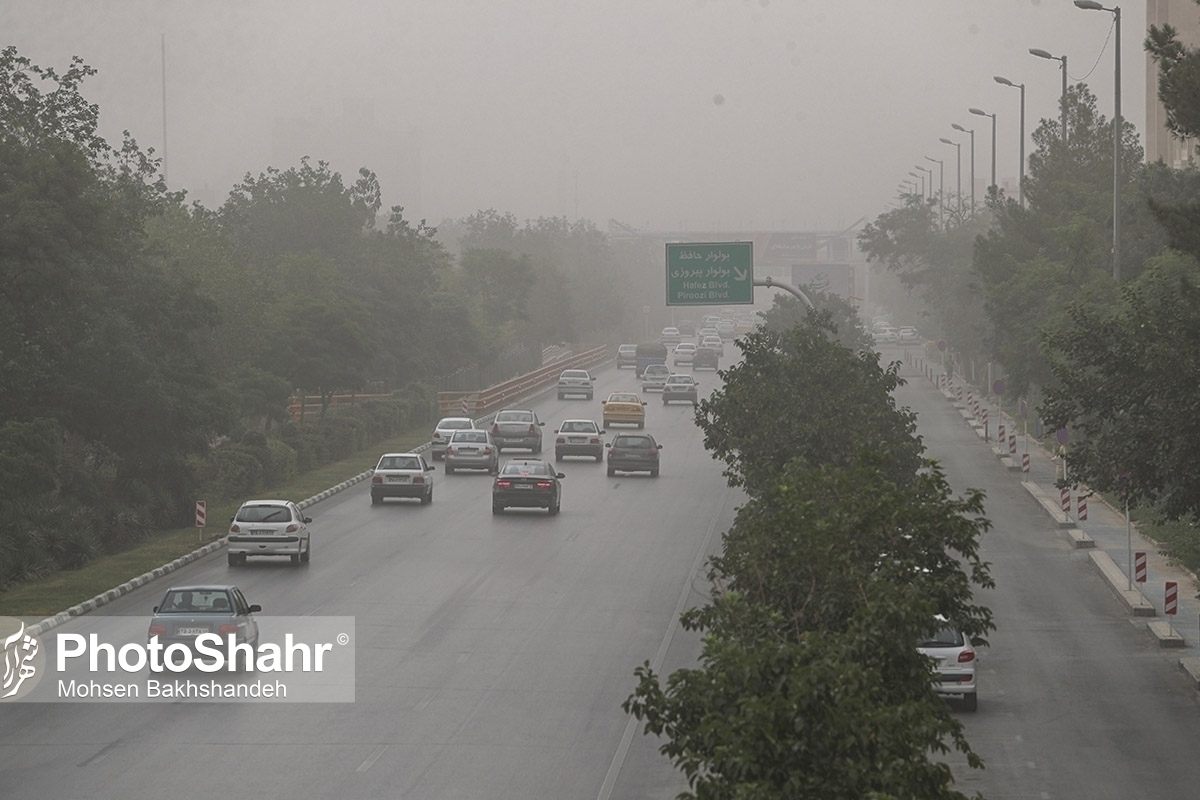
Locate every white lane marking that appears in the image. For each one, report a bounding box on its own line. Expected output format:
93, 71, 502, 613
595, 489, 731, 800
356, 744, 388, 773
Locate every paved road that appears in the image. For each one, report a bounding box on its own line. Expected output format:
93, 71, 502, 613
889, 347, 1200, 798
0, 363, 734, 800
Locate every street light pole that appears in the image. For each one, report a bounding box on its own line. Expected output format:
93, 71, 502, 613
924, 155, 944, 230
995, 76, 1026, 208
969, 107, 997, 193
1075, 0, 1121, 282
939, 137, 962, 222
952, 123, 975, 216
1030, 48, 1068, 142
908, 171, 925, 200
915, 164, 933, 203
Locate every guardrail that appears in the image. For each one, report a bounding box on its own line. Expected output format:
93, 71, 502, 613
437, 344, 610, 418
287, 393, 393, 422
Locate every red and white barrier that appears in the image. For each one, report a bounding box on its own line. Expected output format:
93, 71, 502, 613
1165, 582, 1178, 615
195, 500, 207, 528
998, 422, 1005, 444
982, 409, 989, 441
1135, 552, 1147, 583
1077, 494, 1088, 521
1022, 452, 1030, 473
1060, 486, 1070, 514
1009, 434, 1017, 455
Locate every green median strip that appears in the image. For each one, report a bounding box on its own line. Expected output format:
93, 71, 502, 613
0, 431, 429, 619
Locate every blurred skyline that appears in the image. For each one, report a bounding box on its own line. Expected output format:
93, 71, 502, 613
4, 0, 1151, 232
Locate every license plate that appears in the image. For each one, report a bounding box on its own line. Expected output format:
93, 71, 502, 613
387, 475, 410, 483
250, 529, 274, 535
460, 447, 478, 453
514, 484, 533, 489
176, 627, 208, 636
569, 437, 586, 443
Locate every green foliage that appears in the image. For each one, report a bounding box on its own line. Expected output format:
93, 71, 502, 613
1042, 257, 1200, 518
1147, 14, 1200, 142
696, 314, 923, 492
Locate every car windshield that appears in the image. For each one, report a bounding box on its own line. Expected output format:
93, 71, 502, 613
452, 431, 488, 443
438, 419, 473, 430
158, 589, 233, 614
502, 462, 549, 476
615, 436, 654, 449
561, 371, 588, 378
667, 376, 691, 384
609, 394, 639, 403
235, 504, 291, 523
560, 421, 595, 433
645, 366, 668, 375
496, 411, 533, 423
379, 456, 421, 470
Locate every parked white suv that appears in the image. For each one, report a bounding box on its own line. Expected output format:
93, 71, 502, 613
917, 617, 978, 712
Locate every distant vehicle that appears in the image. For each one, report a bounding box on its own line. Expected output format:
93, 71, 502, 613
491, 409, 545, 453
661, 374, 699, 406
557, 369, 595, 400
673, 342, 697, 365
692, 347, 719, 371
918, 617, 978, 712
697, 326, 720, 341
371, 452, 436, 505
700, 335, 724, 357
702, 314, 722, 327
601, 392, 647, 429
444, 429, 500, 475
641, 363, 672, 392
430, 417, 476, 460
678, 319, 696, 336
226, 500, 312, 566
716, 319, 736, 340
554, 419, 605, 462
659, 326, 682, 346
897, 326, 920, 344
492, 459, 564, 515
616, 344, 638, 369
635, 342, 669, 377
606, 433, 662, 477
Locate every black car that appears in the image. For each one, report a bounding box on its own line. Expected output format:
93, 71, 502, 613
492, 459, 565, 515
692, 347, 719, 370
606, 433, 662, 477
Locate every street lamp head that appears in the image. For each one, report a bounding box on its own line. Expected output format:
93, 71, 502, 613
938, 137, 955, 146
969, 107, 991, 118
1029, 47, 1055, 60
951, 123, 969, 133
1074, 0, 1104, 10
923, 155, 942, 165
994, 75, 1016, 87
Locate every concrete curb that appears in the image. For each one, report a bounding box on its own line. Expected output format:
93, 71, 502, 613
1087, 550, 1156, 617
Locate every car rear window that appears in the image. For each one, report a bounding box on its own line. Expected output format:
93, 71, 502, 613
497, 411, 533, 422
561, 371, 589, 378
159, 589, 233, 613
439, 418, 473, 429
919, 627, 965, 647
609, 394, 639, 403
235, 504, 292, 523
452, 431, 488, 443
560, 421, 595, 433
614, 436, 653, 449
502, 462, 549, 476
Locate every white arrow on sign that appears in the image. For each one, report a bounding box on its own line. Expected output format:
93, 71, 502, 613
733, 266, 748, 281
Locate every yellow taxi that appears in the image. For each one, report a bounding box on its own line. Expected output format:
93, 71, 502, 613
601, 392, 647, 429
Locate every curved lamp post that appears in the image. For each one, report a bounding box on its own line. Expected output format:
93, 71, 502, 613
939, 137, 963, 220
908, 170, 926, 200
1030, 48, 1068, 142
1074, 0, 1121, 282
969, 107, 997, 193
951, 123, 975, 216
994, 75, 1026, 208
923, 155, 944, 230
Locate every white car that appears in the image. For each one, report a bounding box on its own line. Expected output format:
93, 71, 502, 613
370, 452, 436, 505
641, 363, 672, 392
897, 326, 920, 344
700, 335, 725, 357
697, 326, 720, 341
430, 416, 476, 459
659, 326, 682, 346
917, 617, 978, 712
557, 369, 595, 400
226, 500, 312, 567
673, 342, 697, 365
716, 319, 736, 340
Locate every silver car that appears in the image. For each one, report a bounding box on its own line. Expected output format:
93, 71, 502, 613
226, 500, 312, 566
918, 617, 978, 712
491, 409, 545, 453
430, 417, 476, 459
148, 585, 261, 672
641, 363, 672, 392
444, 429, 500, 474
554, 419, 605, 462
557, 369, 595, 400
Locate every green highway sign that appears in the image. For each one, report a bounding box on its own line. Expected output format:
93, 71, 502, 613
665, 242, 754, 306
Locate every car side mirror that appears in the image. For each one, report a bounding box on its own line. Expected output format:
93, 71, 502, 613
600, 401, 607, 405
303, 517, 313, 524
642, 402, 647, 406
556, 472, 565, 479
657, 444, 664, 449
605, 442, 612, 448
538, 421, 545, 426
427, 465, 435, 471
248, 604, 262, 613
152, 606, 159, 613
599, 429, 606, 434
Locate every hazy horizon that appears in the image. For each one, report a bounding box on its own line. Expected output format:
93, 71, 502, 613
5, 0, 1149, 232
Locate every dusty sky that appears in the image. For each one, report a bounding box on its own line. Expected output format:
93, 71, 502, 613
4, 0, 1147, 232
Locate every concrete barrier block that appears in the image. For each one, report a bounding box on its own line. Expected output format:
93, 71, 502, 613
1088, 550, 1156, 616
1065, 528, 1095, 549
1147, 619, 1186, 647
1021, 481, 1074, 528
1180, 658, 1200, 689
